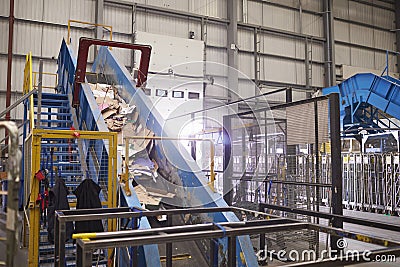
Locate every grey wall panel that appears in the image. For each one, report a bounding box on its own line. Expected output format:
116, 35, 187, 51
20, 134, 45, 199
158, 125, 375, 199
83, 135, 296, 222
292, 89, 307, 101
238, 79, 257, 99
238, 29, 254, 51
110, 35, 132, 67
311, 64, 325, 87
0, 21, 8, 54
373, 29, 396, 51
263, 56, 297, 85
349, 24, 373, 47
302, 13, 323, 38
263, 4, 296, 32
13, 21, 43, 56
334, 20, 349, 42
300, 0, 323, 12
295, 61, 306, 85
373, 6, 395, 29
205, 48, 228, 76
104, 3, 132, 34
374, 51, 397, 73
0, 57, 7, 91
205, 24, 227, 47
262, 34, 297, 59
310, 43, 325, 62
205, 76, 228, 98
147, 0, 189, 13
189, 0, 227, 18
15, 0, 43, 20
238, 52, 254, 80
373, 0, 394, 9
349, 1, 373, 25
335, 44, 351, 65
333, 0, 349, 19
247, 1, 262, 25
0, 1, 9, 16
350, 47, 375, 69
41, 25, 71, 58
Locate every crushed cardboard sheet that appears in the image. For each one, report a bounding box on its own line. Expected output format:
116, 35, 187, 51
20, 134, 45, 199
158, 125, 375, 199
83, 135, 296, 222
134, 184, 161, 205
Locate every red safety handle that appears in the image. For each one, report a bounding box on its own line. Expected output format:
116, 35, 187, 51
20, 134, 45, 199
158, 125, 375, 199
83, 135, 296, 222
73, 37, 152, 106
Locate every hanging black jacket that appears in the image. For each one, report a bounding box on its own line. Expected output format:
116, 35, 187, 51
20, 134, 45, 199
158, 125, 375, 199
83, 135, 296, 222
73, 179, 104, 233
47, 178, 74, 244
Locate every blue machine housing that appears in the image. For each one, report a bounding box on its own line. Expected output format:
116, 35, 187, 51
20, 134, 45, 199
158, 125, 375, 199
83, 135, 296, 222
322, 73, 400, 135
57, 39, 161, 267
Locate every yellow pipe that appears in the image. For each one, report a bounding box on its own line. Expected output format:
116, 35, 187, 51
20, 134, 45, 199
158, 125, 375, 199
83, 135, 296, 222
67, 19, 113, 45
122, 136, 216, 195
72, 233, 97, 240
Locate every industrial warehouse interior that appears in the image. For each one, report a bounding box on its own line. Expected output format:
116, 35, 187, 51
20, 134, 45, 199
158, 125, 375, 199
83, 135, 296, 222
1, 0, 400, 266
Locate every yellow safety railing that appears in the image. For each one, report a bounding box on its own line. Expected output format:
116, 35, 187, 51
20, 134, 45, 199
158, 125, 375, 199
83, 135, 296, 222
33, 71, 58, 90
27, 129, 118, 267
122, 136, 215, 195
23, 52, 34, 130
67, 19, 112, 45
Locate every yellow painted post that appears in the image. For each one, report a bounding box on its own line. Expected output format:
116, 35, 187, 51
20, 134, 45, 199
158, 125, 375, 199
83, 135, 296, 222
28, 130, 41, 267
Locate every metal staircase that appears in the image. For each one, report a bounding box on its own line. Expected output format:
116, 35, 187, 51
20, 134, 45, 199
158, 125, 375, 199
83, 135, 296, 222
31, 91, 83, 266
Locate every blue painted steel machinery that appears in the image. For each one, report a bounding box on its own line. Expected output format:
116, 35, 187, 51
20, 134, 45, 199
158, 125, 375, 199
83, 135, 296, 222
322, 73, 400, 137
54, 38, 258, 266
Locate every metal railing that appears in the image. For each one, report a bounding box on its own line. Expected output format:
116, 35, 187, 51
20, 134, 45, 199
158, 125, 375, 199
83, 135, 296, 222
0, 121, 21, 267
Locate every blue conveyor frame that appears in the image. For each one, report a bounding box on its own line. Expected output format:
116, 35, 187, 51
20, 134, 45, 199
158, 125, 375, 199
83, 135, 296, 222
322, 73, 400, 134
57, 39, 258, 266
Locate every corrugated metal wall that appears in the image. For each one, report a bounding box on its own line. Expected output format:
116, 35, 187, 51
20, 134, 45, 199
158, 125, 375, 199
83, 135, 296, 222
0, 0, 397, 122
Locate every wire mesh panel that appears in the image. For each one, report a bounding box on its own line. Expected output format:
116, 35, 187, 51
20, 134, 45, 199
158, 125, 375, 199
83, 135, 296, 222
25, 129, 117, 267
223, 95, 341, 263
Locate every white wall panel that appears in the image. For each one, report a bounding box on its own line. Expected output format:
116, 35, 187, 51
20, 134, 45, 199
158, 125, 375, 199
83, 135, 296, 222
350, 47, 375, 69
334, 44, 350, 65
238, 53, 254, 79
104, 3, 132, 34
238, 29, 254, 51
15, 0, 43, 20
333, 0, 349, 19
189, 0, 227, 19
374, 30, 396, 51
302, 13, 323, 38
349, 1, 373, 25
263, 4, 296, 32
238, 79, 257, 99
0, 21, 8, 54
373, 7, 395, 29
334, 20, 349, 42
350, 24, 373, 47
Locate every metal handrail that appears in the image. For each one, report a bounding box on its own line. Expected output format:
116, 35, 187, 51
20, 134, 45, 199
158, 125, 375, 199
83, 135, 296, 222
0, 121, 22, 267
0, 89, 37, 119
67, 19, 112, 45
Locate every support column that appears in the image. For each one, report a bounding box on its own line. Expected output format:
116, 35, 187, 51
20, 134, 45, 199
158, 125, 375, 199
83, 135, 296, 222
6, 0, 15, 123
95, 0, 104, 57
227, 0, 238, 103
323, 0, 335, 87
329, 93, 343, 253
395, 1, 400, 73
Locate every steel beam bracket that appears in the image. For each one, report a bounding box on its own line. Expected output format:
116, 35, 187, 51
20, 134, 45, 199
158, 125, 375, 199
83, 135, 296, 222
73, 37, 152, 106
